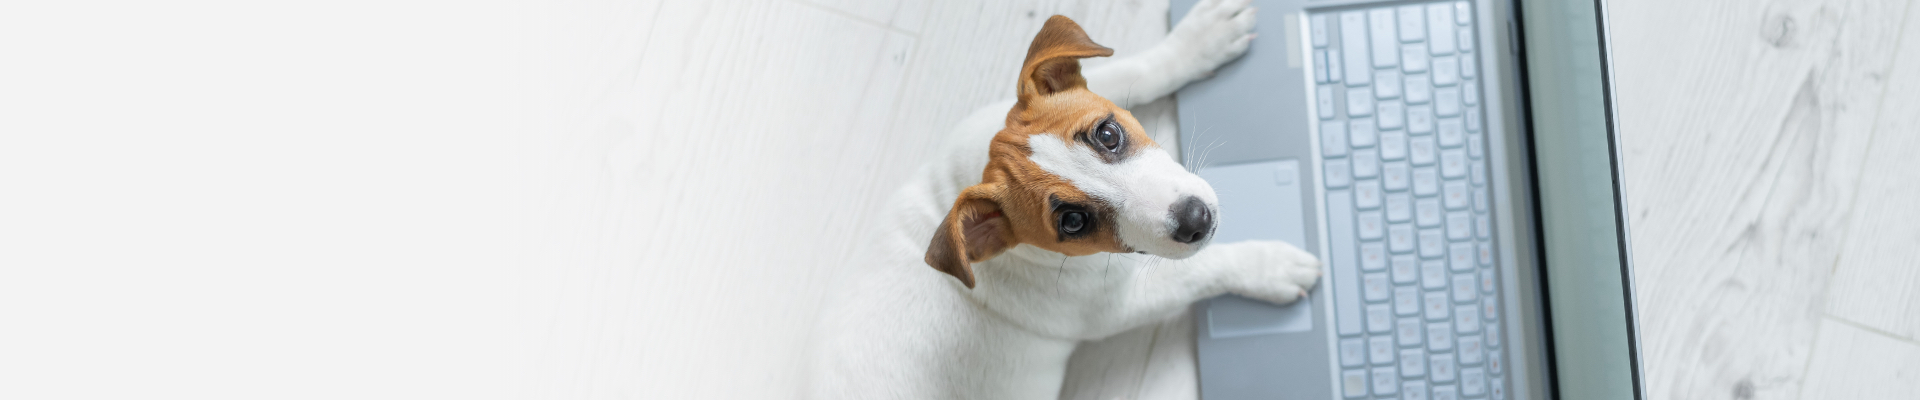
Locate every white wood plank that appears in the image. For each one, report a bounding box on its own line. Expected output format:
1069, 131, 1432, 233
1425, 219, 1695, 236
527, 1, 916, 398
1824, 1, 1920, 343
1607, 0, 1912, 398
1797, 318, 1920, 399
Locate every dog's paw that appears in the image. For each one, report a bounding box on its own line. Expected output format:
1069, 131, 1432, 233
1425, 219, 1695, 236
1227, 240, 1322, 305
1167, 0, 1257, 77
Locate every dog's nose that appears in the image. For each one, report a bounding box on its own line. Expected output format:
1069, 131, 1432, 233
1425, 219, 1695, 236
1171, 196, 1213, 244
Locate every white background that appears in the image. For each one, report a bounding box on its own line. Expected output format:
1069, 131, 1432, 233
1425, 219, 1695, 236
6, 0, 1920, 399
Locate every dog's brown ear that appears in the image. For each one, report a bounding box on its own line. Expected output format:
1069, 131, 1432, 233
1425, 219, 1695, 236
925, 184, 1015, 289
1016, 15, 1114, 103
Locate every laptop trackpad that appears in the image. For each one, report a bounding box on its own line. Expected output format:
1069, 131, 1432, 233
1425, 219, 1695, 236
1195, 159, 1313, 339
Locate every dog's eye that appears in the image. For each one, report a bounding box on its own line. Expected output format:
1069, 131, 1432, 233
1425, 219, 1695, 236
1093, 122, 1121, 151
1059, 211, 1087, 234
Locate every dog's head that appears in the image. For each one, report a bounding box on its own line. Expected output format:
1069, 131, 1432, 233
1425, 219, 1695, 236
925, 16, 1220, 289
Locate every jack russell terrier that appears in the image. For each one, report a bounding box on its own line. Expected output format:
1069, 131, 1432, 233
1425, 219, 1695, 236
811, 1, 1320, 398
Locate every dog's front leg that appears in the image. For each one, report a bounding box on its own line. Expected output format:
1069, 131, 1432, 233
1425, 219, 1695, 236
1103, 240, 1321, 331
1084, 0, 1257, 109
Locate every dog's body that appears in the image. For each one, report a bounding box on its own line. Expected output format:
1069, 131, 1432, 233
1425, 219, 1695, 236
810, 2, 1320, 398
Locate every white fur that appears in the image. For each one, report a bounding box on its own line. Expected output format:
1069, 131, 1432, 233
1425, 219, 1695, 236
807, 1, 1318, 398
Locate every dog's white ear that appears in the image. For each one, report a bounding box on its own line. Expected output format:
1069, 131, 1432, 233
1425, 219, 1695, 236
1015, 15, 1114, 103
925, 183, 1015, 289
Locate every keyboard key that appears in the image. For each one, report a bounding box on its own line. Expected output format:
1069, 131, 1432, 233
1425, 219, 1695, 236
1389, 223, 1415, 253
1369, 9, 1399, 68
1341, 338, 1367, 367
1396, 287, 1421, 316
1422, 262, 1449, 291
1314, 50, 1328, 83
1415, 198, 1441, 227
1410, 135, 1437, 165
1434, 385, 1458, 400
1470, 162, 1487, 189
1362, 242, 1388, 271
1483, 296, 1500, 321
1408, 104, 1434, 134
1453, 273, 1478, 303
1317, 85, 1335, 118
1349, 87, 1376, 116
1323, 120, 1348, 156
1354, 149, 1380, 179
1397, 317, 1424, 345
1369, 304, 1394, 333
1492, 377, 1506, 400
1351, 118, 1378, 148
1328, 48, 1344, 82
1486, 326, 1501, 349
1372, 367, 1399, 395
1406, 75, 1432, 104
1329, 190, 1362, 336
1383, 161, 1410, 191
1400, 349, 1427, 378
1444, 182, 1469, 210
1473, 189, 1489, 212
1441, 150, 1466, 178
1450, 242, 1476, 270
1439, 118, 1465, 147
1456, 1, 1472, 24
1461, 53, 1477, 79
1447, 211, 1472, 240
1397, 6, 1425, 42
1463, 80, 1480, 106
1370, 335, 1396, 364
1340, 12, 1371, 86
1426, 3, 1455, 54
1479, 240, 1494, 267
1375, 71, 1402, 99
1428, 320, 1454, 350
1459, 335, 1483, 364
1365, 272, 1390, 302
1392, 254, 1419, 284
1468, 134, 1484, 160
1462, 367, 1486, 397
1455, 305, 1480, 333
1402, 44, 1429, 73
1488, 349, 1503, 373
1419, 228, 1445, 258
1481, 271, 1498, 296
1477, 214, 1492, 239
1359, 210, 1384, 239
1311, 14, 1330, 48
1378, 100, 1404, 130
1380, 131, 1408, 160
1430, 353, 1457, 382
1436, 87, 1460, 117
1414, 167, 1439, 196
1342, 369, 1368, 398
1466, 105, 1482, 130
1433, 56, 1458, 86
1325, 159, 1351, 188
1405, 380, 1430, 400
1458, 24, 1474, 52
1386, 192, 1412, 222
1357, 181, 1383, 210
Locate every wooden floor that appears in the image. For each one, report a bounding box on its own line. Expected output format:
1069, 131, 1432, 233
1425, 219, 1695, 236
539, 0, 1920, 398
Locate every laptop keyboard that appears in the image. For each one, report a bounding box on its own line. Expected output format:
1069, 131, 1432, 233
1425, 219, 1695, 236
1311, 2, 1508, 399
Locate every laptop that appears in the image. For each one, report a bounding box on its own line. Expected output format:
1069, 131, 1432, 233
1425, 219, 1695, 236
1171, 0, 1645, 399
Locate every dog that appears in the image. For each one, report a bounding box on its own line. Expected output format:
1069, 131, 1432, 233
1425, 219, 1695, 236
809, 2, 1321, 398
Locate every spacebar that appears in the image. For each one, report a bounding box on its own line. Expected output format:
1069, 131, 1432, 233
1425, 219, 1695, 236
1327, 189, 1362, 336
